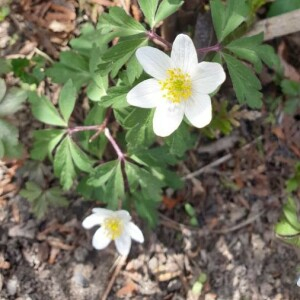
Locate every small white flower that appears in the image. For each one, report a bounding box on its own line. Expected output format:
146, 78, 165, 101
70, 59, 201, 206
127, 34, 226, 137
82, 208, 144, 256
297, 276, 300, 287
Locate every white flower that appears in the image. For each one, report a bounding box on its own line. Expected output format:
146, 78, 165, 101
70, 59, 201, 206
82, 208, 144, 256
127, 34, 226, 137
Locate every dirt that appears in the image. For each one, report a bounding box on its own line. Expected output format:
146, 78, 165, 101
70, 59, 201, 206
1, 1, 300, 299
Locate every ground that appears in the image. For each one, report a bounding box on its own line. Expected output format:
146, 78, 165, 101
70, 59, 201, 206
1, 0, 300, 299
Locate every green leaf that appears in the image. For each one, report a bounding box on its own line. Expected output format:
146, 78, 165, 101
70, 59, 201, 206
165, 122, 195, 157
138, 0, 159, 28
28, 92, 67, 126
58, 79, 77, 123
283, 203, 300, 231
105, 162, 125, 209
98, 6, 146, 37
276, 219, 300, 236
102, 34, 148, 73
20, 182, 68, 219
124, 108, 155, 150
0, 78, 6, 101
0, 87, 27, 117
223, 53, 262, 108
20, 181, 43, 202
87, 160, 119, 187
268, 0, 300, 17
211, 0, 249, 42
0, 58, 12, 76
54, 137, 76, 190
0, 119, 22, 159
281, 79, 300, 96
154, 0, 184, 26
226, 33, 279, 72
68, 137, 94, 172
101, 86, 130, 108
54, 136, 94, 190
30, 129, 65, 161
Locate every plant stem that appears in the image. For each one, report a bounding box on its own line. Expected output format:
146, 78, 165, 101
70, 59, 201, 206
147, 30, 172, 50
104, 128, 125, 161
197, 43, 222, 53
67, 108, 112, 140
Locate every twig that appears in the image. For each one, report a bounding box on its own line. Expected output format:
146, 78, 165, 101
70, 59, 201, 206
213, 210, 265, 234
89, 108, 112, 142
104, 128, 125, 161
147, 30, 172, 50
100, 255, 127, 300
247, 9, 300, 41
183, 136, 263, 180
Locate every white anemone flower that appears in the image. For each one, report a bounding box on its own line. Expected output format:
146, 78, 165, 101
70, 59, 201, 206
127, 34, 226, 137
82, 208, 144, 256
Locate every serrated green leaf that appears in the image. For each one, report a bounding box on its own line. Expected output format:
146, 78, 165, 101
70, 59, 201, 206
226, 33, 280, 72
154, 0, 184, 26
165, 122, 194, 157
0, 118, 22, 159
138, 0, 159, 28
98, 6, 146, 37
68, 137, 94, 172
223, 53, 262, 108
105, 162, 125, 209
30, 129, 65, 161
87, 160, 118, 187
58, 79, 77, 123
124, 108, 155, 150
102, 34, 148, 66
101, 86, 130, 108
126, 55, 143, 85
45, 187, 68, 207
54, 137, 76, 190
211, 0, 249, 42
28, 92, 67, 126
0, 87, 27, 117
19, 181, 43, 202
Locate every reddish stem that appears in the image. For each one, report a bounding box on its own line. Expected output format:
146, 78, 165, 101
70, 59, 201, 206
197, 43, 222, 53
147, 30, 172, 50
104, 128, 125, 161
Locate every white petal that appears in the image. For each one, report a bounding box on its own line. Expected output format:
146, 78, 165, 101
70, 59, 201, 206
136, 46, 172, 80
127, 79, 162, 108
127, 222, 144, 243
92, 227, 111, 250
171, 34, 198, 74
92, 207, 113, 215
185, 94, 212, 128
115, 233, 131, 256
153, 101, 185, 137
191, 62, 226, 94
82, 214, 102, 229
114, 210, 131, 223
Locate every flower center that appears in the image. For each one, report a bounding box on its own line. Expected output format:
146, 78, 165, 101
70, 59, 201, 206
103, 217, 124, 240
159, 68, 192, 104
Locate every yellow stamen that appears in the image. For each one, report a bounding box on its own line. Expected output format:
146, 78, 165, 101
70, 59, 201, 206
159, 68, 192, 104
103, 217, 123, 240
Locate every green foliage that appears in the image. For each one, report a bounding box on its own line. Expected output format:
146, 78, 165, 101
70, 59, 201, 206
281, 79, 300, 114
210, 0, 249, 42
153, 0, 184, 26
267, 0, 300, 17
20, 181, 68, 219
286, 163, 300, 193
185, 203, 199, 226
0, 79, 27, 159
138, 0, 159, 28
275, 197, 300, 248
54, 136, 94, 190
210, 0, 280, 108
